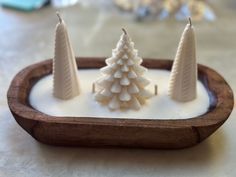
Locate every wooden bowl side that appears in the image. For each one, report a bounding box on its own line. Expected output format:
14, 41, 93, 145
7, 58, 234, 149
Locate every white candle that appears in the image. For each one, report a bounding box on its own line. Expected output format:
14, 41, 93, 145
53, 12, 80, 100
29, 69, 210, 119
168, 18, 197, 102
94, 28, 152, 110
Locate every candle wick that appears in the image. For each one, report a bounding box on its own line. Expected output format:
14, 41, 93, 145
56, 11, 62, 24
122, 28, 127, 35
154, 84, 158, 95
92, 83, 96, 93
188, 17, 192, 27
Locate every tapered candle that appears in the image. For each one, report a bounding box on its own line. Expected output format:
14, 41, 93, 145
168, 18, 197, 102
53, 12, 80, 100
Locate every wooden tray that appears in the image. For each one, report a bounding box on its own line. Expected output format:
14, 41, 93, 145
7, 58, 234, 149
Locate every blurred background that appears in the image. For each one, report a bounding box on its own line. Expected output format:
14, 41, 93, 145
0, 1, 236, 177
0, 0, 235, 99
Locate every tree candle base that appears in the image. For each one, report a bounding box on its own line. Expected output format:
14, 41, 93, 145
7, 57, 234, 149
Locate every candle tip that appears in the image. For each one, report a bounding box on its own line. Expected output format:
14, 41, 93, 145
122, 28, 127, 35
188, 17, 192, 26
56, 11, 62, 23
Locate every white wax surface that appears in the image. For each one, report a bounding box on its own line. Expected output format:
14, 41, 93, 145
29, 69, 210, 119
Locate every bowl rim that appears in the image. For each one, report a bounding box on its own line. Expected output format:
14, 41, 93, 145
7, 57, 234, 129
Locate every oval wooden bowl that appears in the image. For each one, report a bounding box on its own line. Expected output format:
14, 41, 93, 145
7, 58, 234, 149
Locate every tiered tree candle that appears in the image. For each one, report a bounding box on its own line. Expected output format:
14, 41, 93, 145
95, 29, 152, 110
168, 18, 197, 102
53, 12, 80, 100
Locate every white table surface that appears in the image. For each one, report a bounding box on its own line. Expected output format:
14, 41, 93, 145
0, 1, 236, 176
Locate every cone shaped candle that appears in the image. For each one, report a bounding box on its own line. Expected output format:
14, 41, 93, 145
53, 12, 80, 100
95, 28, 152, 110
168, 18, 197, 102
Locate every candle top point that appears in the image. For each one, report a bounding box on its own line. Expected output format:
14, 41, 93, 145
122, 28, 127, 35
188, 17, 192, 27
56, 12, 62, 24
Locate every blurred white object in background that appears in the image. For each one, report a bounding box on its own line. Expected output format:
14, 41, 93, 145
115, 0, 216, 22
51, 0, 78, 8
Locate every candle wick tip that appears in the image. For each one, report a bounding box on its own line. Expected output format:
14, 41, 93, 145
122, 28, 127, 35
56, 11, 62, 23
188, 17, 192, 26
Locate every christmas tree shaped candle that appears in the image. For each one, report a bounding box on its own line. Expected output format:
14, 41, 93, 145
53, 12, 80, 100
95, 29, 152, 110
168, 18, 197, 102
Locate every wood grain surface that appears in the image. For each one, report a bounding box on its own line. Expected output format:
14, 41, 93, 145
7, 58, 234, 149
